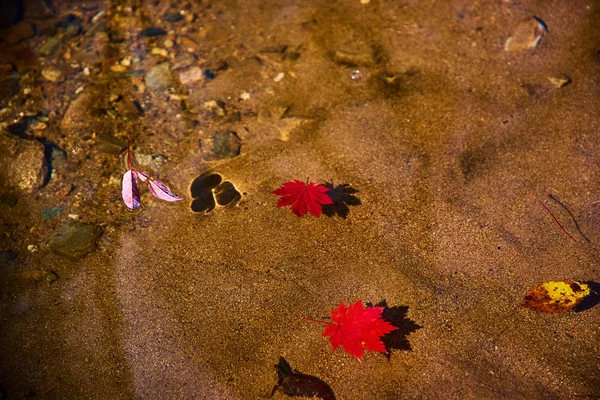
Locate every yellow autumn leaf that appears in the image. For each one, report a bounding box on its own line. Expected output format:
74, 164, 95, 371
521, 280, 590, 313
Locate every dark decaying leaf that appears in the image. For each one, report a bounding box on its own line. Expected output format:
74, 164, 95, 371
191, 190, 216, 213
271, 357, 335, 400
190, 172, 222, 198
366, 300, 422, 359
190, 172, 242, 213
214, 181, 241, 206
320, 183, 361, 218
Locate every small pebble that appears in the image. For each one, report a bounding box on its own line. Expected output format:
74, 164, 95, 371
83, 67, 90, 75
179, 66, 204, 85
178, 36, 198, 51
110, 64, 127, 72
41, 67, 65, 82
350, 69, 364, 80
204, 69, 215, 80
39, 37, 60, 56
141, 27, 167, 37
29, 120, 47, 130
548, 74, 571, 88
273, 72, 285, 82
151, 47, 169, 57
27, 244, 38, 253
145, 62, 175, 93
240, 92, 250, 101
75, 86, 84, 94
68, 214, 79, 220
91, 10, 105, 23
120, 56, 131, 66
172, 52, 197, 70
505, 16, 547, 51
203, 100, 226, 117
162, 12, 184, 22
184, 13, 195, 23
6, 21, 36, 45
164, 39, 174, 48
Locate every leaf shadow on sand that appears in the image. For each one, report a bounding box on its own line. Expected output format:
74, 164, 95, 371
574, 281, 600, 312
320, 183, 361, 219
367, 300, 422, 360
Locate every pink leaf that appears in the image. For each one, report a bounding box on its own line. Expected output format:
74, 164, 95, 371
136, 170, 149, 182
122, 169, 141, 210
148, 179, 183, 202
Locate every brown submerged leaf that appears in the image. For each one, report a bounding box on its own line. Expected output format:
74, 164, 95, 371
271, 357, 335, 400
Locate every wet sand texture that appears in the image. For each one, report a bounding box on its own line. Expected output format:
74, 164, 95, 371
1, 0, 599, 398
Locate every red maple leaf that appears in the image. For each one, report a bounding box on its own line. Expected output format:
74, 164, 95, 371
304, 300, 398, 361
273, 179, 333, 217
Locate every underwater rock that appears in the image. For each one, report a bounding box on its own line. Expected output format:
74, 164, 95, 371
212, 130, 241, 159
60, 91, 95, 132
0, 73, 20, 107
5, 21, 36, 44
179, 66, 203, 85
24, 0, 54, 19
162, 12, 184, 22
202, 100, 226, 117
49, 222, 103, 260
178, 36, 198, 51
548, 74, 571, 88
333, 50, 375, 66
145, 62, 175, 93
41, 206, 63, 220
16, 270, 59, 282
0, 135, 47, 193
38, 37, 60, 56
172, 52, 197, 70
113, 99, 143, 118
95, 133, 126, 154
49, 145, 66, 169
134, 153, 167, 170
41, 66, 65, 82
505, 16, 547, 51
57, 14, 83, 37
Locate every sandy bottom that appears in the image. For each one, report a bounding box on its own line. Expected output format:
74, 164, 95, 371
1, 0, 599, 399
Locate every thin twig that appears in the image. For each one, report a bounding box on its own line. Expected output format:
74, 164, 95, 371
528, 193, 575, 241
548, 194, 591, 243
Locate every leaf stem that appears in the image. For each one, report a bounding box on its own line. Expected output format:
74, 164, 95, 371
126, 135, 133, 170
302, 317, 332, 326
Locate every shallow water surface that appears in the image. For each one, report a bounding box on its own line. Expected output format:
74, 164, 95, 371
1, 0, 599, 398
